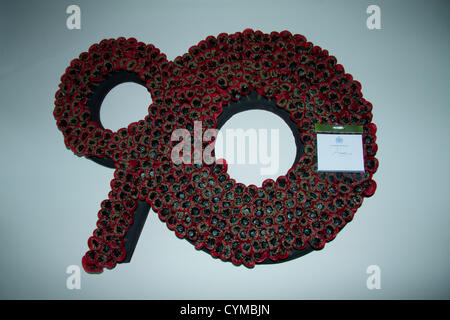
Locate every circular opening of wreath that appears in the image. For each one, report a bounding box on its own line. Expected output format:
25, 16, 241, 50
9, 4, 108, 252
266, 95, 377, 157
100, 82, 152, 132
214, 109, 297, 187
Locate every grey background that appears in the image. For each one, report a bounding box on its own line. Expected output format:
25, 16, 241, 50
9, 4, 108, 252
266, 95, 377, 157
0, 0, 449, 299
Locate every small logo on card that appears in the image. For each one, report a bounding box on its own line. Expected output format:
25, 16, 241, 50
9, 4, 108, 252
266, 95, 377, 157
336, 136, 343, 144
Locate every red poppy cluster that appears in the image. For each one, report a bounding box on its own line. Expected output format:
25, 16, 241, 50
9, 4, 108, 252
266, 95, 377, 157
54, 29, 378, 273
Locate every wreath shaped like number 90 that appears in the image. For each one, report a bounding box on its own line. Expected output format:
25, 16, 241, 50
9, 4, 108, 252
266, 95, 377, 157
53, 29, 378, 273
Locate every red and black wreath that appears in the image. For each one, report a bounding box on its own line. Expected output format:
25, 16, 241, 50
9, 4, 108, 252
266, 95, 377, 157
53, 29, 378, 273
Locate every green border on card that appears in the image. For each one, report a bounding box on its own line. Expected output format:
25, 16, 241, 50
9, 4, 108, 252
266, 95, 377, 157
315, 124, 363, 134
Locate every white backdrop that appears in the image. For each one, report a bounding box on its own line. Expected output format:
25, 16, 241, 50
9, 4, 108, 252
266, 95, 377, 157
0, 0, 449, 299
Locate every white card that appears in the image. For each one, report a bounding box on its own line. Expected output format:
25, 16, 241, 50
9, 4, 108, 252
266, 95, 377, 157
316, 133, 365, 172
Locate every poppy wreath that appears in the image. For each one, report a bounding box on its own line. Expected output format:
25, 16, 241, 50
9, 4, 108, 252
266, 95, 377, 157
53, 29, 378, 273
